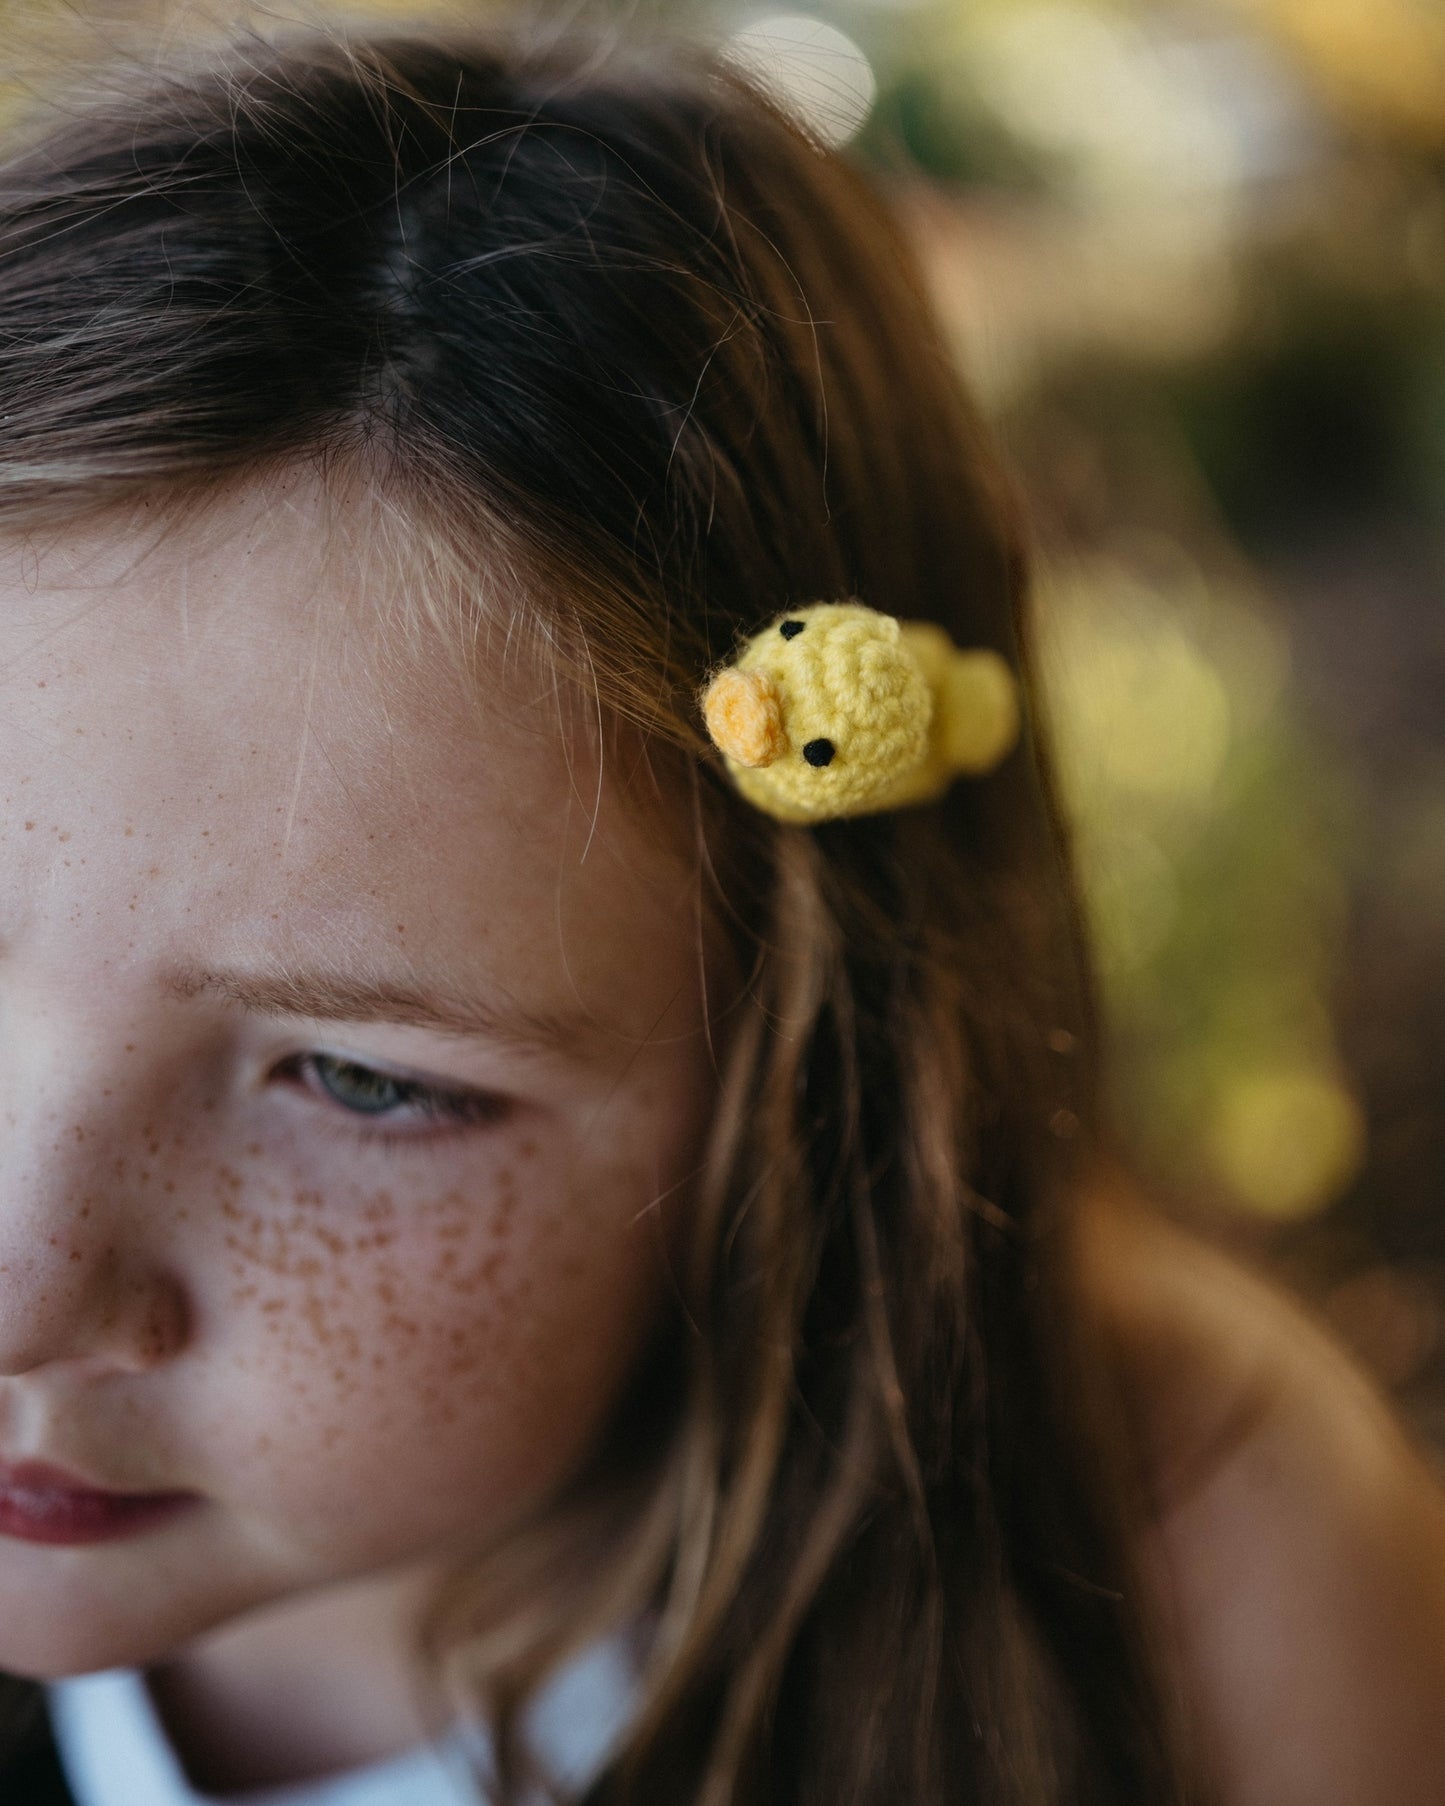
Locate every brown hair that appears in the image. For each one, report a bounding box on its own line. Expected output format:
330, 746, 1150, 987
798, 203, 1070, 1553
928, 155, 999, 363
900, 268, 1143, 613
0, 20, 1184, 1803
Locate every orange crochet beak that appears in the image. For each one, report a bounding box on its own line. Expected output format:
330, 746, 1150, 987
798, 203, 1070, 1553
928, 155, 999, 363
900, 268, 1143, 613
702, 668, 788, 768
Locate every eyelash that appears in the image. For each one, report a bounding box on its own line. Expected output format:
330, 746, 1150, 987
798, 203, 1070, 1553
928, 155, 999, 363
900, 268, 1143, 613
275, 1051, 512, 1147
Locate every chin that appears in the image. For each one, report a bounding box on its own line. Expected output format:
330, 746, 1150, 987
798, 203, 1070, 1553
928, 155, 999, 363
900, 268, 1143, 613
0, 1570, 281, 1682
0, 1615, 201, 1681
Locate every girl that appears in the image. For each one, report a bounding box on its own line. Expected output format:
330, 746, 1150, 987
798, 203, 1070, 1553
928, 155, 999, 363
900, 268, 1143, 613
0, 17, 1442, 1806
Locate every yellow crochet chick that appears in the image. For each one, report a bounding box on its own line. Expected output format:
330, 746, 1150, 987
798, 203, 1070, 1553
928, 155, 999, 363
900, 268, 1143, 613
701, 601, 1020, 824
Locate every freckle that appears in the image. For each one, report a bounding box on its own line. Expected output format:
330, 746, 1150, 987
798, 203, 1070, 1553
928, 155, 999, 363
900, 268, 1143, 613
23, 821, 33, 831
124, 826, 134, 837
35, 680, 45, 688
469, 1249, 505, 1293
57, 831, 70, 843
68, 1248, 81, 1263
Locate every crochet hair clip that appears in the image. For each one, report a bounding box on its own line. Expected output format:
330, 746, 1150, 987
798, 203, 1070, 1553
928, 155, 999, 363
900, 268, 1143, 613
701, 601, 1020, 824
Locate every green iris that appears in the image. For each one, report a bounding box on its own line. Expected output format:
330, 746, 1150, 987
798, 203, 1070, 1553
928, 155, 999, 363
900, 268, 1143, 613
310, 1054, 411, 1117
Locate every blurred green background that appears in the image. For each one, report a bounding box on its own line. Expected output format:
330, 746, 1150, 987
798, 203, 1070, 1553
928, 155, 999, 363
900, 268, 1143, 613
6, 0, 1444, 1431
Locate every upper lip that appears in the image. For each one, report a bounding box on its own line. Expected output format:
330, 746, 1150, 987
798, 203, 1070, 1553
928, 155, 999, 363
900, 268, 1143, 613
0, 1459, 189, 1500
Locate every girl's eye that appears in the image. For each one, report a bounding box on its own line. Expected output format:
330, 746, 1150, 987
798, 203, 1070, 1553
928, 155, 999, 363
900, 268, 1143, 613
278, 1051, 510, 1139
312, 1055, 412, 1116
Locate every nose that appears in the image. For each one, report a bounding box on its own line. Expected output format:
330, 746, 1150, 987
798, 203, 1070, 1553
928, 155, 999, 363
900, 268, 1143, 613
0, 1108, 190, 1380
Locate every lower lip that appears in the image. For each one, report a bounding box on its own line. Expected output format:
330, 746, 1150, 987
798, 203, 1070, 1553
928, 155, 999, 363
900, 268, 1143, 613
0, 1468, 198, 1546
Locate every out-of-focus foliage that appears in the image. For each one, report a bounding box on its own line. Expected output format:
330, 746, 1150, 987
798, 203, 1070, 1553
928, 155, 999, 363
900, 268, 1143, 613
1040, 551, 1364, 1221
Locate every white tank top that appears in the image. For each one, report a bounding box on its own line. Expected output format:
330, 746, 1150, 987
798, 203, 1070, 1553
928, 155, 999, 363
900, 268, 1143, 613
47, 1635, 637, 1806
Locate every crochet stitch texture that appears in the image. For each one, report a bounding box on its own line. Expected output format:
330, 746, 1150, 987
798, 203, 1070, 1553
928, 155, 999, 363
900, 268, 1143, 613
702, 602, 1019, 823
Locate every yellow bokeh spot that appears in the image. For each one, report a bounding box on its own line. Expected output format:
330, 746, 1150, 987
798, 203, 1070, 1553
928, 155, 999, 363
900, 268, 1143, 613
1209, 1067, 1366, 1219
1241, 0, 1445, 147
1062, 619, 1232, 805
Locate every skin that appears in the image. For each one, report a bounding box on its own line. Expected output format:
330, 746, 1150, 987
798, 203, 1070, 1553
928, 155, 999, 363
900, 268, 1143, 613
1079, 1175, 1445, 1805
0, 475, 720, 1783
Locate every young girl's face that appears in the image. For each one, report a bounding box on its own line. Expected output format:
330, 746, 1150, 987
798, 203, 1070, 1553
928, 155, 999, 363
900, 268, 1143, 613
0, 479, 719, 1677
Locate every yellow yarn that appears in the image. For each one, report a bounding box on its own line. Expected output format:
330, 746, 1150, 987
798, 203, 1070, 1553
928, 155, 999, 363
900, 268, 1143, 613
701, 602, 1021, 824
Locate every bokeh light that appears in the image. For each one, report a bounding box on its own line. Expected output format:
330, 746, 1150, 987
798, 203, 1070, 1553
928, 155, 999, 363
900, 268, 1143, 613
725, 14, 876, 148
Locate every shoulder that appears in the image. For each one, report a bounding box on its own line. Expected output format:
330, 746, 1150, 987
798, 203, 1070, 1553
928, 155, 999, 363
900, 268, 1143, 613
1074, 1180, 1445, 1806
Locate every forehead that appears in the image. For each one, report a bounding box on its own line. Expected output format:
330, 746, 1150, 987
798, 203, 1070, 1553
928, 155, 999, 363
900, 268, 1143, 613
0, 477, 704, 1047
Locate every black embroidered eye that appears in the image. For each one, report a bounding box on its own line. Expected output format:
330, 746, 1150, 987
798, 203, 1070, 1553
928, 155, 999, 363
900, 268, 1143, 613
802, 738, 835, 767
779, 619, 805, 639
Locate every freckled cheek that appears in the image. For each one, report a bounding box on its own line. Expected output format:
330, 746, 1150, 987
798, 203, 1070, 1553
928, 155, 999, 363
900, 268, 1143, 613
188, 1144, 664, 1533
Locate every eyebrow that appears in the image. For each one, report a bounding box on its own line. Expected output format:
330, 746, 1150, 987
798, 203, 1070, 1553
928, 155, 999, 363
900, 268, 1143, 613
165, 961, 603, 1061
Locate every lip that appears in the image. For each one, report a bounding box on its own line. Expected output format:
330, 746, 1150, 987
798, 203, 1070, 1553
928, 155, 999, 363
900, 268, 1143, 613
0, 1461, 199, 1546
